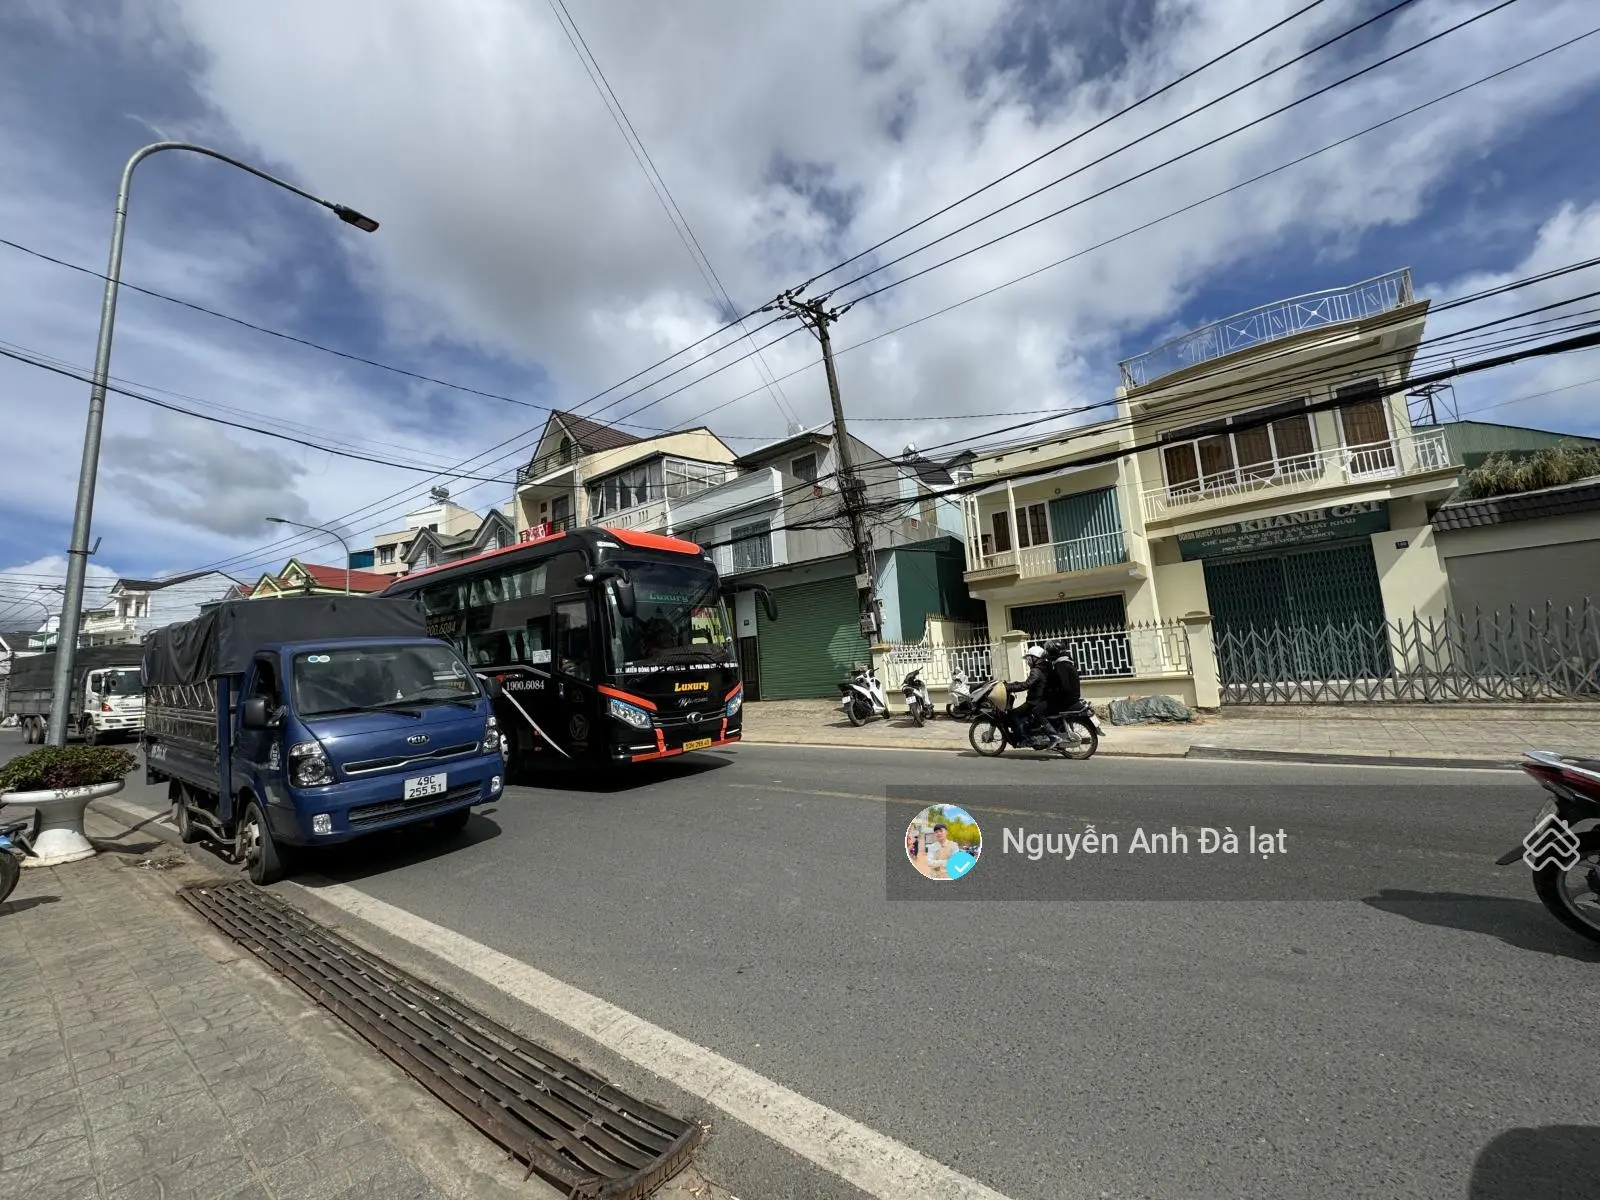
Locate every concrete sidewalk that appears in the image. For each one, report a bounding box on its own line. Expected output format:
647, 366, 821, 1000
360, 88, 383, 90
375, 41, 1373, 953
0, 809, 550, 1200
741, 698, 1600, 766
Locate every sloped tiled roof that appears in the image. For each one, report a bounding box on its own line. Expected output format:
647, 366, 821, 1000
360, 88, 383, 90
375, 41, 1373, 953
268, 562, 391, 593
551, 410, 641, 454
1431, 476, 1600, 531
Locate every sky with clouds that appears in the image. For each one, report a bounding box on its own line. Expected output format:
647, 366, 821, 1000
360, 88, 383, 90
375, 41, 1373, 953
2, 0, 1598, 628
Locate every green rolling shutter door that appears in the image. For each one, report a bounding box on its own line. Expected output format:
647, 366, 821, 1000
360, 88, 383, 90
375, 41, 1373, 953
757, 575, 865, 699
1048, 487, 1126, 573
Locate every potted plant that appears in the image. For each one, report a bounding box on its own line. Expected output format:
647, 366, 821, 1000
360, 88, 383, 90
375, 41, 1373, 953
0, 745, 139, 866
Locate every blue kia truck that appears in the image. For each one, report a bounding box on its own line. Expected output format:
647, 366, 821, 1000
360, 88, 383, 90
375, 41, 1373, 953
141, 595, 506, 884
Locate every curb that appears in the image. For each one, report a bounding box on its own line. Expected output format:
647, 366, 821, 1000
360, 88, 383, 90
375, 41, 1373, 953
738, 736, 1188, 759
1183, 745, 1518, 771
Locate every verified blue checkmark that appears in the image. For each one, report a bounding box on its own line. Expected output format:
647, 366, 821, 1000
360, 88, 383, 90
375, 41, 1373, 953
944, 850, 975, 880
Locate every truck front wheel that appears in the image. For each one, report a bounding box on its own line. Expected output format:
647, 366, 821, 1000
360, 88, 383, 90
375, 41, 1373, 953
86, 725, 101, 746
238, 798, 289, 886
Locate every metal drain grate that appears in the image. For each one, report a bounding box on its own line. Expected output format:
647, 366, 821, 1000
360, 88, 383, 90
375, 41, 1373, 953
180, 880, 700, 1198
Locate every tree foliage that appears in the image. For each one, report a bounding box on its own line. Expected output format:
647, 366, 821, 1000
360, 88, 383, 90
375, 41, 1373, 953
1458, 444, 1600, 500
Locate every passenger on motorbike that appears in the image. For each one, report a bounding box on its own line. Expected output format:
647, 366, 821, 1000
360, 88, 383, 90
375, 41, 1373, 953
1043, 641, 1083, 711
1006, 644, 1058, 747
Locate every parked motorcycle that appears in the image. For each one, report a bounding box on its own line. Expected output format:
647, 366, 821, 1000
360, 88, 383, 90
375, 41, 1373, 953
1495, 749, 1600, 943
838, 666, 890, 727
900, 670, 935, 726
0, 806, 42, 908
945, 671, 982, 722
965, 680, 1101, 760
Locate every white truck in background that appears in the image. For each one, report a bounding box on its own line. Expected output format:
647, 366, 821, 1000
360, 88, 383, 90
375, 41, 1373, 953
3, 645, 145, 744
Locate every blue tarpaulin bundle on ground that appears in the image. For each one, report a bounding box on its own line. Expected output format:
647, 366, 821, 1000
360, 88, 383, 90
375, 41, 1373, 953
1108, 695, 1193, 725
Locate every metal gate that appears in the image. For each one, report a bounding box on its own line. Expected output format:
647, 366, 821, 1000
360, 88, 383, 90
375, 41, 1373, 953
757, 574, 864, 699
1206, 540, 1392, 701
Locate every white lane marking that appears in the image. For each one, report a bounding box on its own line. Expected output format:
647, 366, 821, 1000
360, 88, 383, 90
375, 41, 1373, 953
735, 740, 1516, 773
297, 880, 1018, 1200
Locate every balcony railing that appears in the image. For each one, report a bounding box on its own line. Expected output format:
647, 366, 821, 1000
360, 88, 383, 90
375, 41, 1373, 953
1141, 427, 1453, 522
710, 539, 784, 577
518, 514, 577, 541
966, 531, 1130, 580
517, 445, 581, 486
1119, 269, 1414, 389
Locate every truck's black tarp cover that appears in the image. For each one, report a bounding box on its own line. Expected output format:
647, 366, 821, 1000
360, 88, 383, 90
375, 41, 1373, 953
142, 596, 427, 684
7, 645, 144, 691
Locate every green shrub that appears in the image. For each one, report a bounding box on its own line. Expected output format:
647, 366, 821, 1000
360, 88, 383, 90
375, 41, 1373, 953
1459, 444, 1600, 500
0, 745, 138, 793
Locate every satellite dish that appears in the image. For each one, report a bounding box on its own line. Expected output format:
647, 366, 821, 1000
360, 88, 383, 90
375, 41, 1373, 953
902, 441, 918, 458
787, 421, 805, 436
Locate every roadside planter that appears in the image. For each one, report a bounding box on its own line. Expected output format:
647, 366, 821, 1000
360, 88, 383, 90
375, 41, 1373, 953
0, 746, 138, 866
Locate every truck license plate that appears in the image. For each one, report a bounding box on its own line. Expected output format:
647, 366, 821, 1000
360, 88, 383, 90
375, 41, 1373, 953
682, 737, 713, 752
404, 773, 447, 800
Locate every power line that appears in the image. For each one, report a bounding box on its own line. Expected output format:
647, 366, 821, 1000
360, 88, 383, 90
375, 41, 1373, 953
797, 0, 1339, 290
837, 0, 1523, 308
544, 0, 799, 430
115, 18, 1585, 582
657, 25, 1600, 438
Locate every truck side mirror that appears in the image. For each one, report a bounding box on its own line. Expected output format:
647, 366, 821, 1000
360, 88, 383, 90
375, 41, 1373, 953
480, 674, 504, 700
241, 697, 271, 730
755, 585, 778, 623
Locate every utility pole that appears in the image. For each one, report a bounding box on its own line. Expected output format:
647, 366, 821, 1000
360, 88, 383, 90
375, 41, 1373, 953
767, 288, 880, 648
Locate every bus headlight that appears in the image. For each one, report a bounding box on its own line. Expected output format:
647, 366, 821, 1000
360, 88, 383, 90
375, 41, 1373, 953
289, 740, 333, 787
725, 689, 743, 718
607, 697, 652, 730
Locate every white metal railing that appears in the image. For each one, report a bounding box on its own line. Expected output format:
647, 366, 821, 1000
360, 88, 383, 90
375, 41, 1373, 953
883, 636, 1001, 689
710, 540, 786, 577
883, 620, 1191, 687
967, 531, 1129, 579
1120, 268, 1413, 388
1142, 428, 1452, 522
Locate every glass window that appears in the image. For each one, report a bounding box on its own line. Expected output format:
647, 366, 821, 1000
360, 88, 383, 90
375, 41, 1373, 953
1272, 414, 1315, 462
1197, 435, 1234, 482
291, 642, 479, 718
791, 453, 818, 482
989, 510, 1012, 553
555, 599, 592, 680
1163, 444, 1199, 490
731, 520, 773, 571
1015, 504, 1049, 549
603, 561, 732, 672
1234, 426, 1274, 479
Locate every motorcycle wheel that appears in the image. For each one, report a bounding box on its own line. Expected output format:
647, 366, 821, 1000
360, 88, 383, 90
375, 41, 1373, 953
1531, 831, 1600, 944
1059, 723, 1099, 760
912, 704, 926, 727
0, 851, 19, 907
968, 714, 1008, 757
847, 700, 870, 728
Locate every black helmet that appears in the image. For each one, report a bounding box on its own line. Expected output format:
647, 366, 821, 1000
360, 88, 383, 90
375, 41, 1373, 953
1044, 641, 1065, 660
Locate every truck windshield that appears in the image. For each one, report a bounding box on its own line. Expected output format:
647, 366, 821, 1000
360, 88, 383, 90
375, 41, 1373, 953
605, 561, 733, 672
291, 643, 481, 717
102, 669, 142, 695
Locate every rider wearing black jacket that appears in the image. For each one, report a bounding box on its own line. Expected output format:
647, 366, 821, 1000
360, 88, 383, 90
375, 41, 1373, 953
1007, 645, 1054, 743
1044, 641, 1082, 710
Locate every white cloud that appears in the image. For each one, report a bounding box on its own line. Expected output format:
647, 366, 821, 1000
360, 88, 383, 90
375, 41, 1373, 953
2, 0, 1599, 583
0, 556, 120, 634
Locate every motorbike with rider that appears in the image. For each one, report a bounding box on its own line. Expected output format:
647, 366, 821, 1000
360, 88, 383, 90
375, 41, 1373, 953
967, 642, 1101, 759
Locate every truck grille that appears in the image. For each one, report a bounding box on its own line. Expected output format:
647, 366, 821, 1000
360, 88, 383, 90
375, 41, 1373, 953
343, 742, 479, 776
348, 782, 482, 828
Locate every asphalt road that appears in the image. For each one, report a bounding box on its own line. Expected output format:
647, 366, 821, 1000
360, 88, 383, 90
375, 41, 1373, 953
7, 730, 1599, 1199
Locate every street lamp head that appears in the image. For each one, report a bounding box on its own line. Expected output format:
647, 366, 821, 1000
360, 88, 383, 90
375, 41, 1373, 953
265, 516, 289, 526
331, 204, 379, 233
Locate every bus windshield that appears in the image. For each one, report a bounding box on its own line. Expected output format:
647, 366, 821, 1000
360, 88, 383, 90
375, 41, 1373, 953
606, 561, 733, 672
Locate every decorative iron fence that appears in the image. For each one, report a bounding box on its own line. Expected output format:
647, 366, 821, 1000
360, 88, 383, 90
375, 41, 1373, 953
1214, 601, 1600, 704
882, 620, 1191, 686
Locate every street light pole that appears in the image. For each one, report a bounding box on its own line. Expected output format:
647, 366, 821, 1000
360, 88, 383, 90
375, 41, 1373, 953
46, 142, 377, 746
266, 518, 352, 594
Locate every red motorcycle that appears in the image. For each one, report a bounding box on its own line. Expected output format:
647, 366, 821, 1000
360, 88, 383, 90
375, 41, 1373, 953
1495, 750, 1600, 944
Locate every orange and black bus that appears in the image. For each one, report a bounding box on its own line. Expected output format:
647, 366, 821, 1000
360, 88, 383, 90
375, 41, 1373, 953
379, 525, 776, 775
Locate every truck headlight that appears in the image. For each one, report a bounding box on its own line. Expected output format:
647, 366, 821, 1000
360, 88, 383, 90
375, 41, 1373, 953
725, 688, 743, 718
483, 715, 502, 754
607, 697, 652, 730
289, 740, 333, 787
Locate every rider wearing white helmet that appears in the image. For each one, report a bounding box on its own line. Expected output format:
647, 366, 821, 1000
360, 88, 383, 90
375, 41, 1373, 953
1007, 643, 1057, 746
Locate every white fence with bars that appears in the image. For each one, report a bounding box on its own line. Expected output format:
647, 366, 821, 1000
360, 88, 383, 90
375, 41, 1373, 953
881, 619, 1192, 690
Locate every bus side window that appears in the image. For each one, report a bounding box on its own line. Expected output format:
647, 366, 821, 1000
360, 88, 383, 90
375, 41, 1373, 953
553, 600, 591, 681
